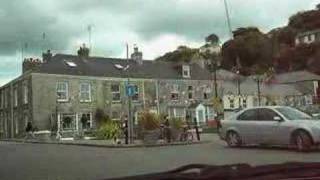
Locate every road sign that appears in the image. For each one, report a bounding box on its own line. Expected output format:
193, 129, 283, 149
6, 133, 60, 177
126, 84, 136, 97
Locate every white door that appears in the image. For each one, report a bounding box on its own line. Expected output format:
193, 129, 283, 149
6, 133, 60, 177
197, 109, 204, 125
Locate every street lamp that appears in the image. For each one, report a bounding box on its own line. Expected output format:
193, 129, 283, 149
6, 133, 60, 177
201, 50, 221, 98
253, 75, 266, 106
236, 70, 241, 110
113, 61, 134, 144
212, 59, 221, 98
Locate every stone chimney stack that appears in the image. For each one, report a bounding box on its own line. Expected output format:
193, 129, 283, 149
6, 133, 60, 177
22, 58, 42, 74
42, 49, 53, 63
77, 44, 90, 58
131, 45, 143, 65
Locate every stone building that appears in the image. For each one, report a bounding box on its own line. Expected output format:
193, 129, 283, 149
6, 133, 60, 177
0, 47, 215, 138
295, 29, 320, 46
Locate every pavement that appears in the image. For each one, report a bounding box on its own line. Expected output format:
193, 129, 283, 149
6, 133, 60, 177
1, 134, 211, 148
1, 134, 320, 180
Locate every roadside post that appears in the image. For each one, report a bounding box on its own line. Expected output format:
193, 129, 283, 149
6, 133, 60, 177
193, 117, 200, 141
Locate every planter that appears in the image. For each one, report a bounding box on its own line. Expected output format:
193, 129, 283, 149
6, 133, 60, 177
34, 130, 52, 141
142, 129, 160, 144
171, 128, 182, 142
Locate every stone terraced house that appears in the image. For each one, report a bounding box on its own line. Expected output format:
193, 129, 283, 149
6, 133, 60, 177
0, 47, 216, 138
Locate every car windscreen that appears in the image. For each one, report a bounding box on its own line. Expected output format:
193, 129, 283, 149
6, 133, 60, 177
275, 107, 312, 120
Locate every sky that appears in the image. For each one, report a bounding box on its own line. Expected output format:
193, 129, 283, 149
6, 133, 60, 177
0, 0, 318, 85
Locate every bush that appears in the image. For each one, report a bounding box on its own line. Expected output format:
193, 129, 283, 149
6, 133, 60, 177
95, 108, 111, 127
139, 111, 160, 131
96, 121, 121, 140
169, 117, 185, 130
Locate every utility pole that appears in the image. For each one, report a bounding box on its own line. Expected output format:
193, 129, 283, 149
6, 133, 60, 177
42, 32, 46, 53
126, 43, 134, 144
213, 62, 218, 98
223, 0, 233, 38
88, 25, 93, 51
257, 78, 261, 106
237, 71, 241, 109
156, 80, 160, 114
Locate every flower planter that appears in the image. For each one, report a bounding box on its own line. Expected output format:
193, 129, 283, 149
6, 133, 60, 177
171, 128, 182, 142
142, 129, 160, 144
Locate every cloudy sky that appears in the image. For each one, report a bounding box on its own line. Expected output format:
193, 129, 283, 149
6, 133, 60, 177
0, 0, 318, 85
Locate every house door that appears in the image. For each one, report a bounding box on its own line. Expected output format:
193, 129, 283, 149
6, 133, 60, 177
197, 109, 205, 125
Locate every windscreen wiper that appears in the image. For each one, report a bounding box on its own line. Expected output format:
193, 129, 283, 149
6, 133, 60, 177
106, 162, 320, 180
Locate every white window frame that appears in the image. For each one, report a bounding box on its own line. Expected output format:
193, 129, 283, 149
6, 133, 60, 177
56, 82, 69, 102
23, 84, 28, 104
60, 114, 76, 131
132, 84, 139, 101
80, 113, 93, 130
173, 108, 185, 118
182, 65, 190, 78
111, 84, 121, 102
111, 111, 120, 121
79, 83, 92, 102
229, 99, 235, 109
171, 84, 179, 101
13, 88, 18, 107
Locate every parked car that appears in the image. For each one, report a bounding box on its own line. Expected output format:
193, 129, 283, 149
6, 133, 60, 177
219, 106, 320, 151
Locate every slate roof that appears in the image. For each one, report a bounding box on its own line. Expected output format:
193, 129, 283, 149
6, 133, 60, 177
220, 81, 301, 96
216, 69, 244, 81
34, 54, 212, 80
272, 71, 320, 84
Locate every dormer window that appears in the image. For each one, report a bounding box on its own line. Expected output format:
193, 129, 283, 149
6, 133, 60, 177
64, 60, 77, 67
182, 65, 190, 78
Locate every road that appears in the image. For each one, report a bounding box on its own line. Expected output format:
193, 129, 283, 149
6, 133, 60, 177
1, 135, 320, 180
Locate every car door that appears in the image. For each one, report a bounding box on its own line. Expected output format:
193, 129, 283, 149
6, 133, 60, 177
236, 109, 260, 144
257, 108, 284, 144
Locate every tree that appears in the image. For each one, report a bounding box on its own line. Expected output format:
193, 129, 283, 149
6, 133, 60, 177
205, 34, 219, 45
155, 46, 199, 62
221, 27, 273, 75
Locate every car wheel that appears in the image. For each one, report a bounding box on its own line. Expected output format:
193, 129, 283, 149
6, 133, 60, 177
293, 131, 313, 152
226, 131, 242, 148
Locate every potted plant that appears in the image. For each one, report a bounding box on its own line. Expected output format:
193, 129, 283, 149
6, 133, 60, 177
169, 117, 184, 141
95, 121, 121, 141
139, 111, 160, 144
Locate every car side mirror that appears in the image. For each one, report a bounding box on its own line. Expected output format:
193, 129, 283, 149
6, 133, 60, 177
273, 116, 282, 122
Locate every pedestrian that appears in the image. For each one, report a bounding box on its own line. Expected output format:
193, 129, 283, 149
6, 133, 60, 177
122, 115, 129, 144
164, 115, 171, 143
25, 122, 34, 139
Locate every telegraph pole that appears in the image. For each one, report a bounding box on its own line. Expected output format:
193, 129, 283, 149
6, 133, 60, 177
223, 0, 233, 38
126, 43, 134, 144
257, 78, 261, 106
88, 25, 93, 51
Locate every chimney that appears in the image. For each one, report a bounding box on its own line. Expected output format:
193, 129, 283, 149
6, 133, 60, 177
22, 58, 42, 74
130, 45, 143, 65
42, 49, 53, 63
77, 44, 90, 58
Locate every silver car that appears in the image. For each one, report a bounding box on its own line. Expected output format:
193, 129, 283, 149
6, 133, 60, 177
219, 106, 320, 151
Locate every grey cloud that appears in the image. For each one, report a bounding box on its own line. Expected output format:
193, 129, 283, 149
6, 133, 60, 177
0, 0, 317, 57
0, 0, 82, 56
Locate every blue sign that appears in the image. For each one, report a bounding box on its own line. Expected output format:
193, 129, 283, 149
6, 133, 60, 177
126, 85, 136, 97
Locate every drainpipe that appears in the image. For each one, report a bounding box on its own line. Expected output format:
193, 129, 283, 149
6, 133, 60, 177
156, 80, 160, 114
10, 83, 14, 138
142, 81, 146, 109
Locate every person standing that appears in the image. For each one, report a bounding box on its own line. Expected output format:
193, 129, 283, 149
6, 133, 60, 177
25, 122, 34, 139
164, 115, 171, 143
122, 115, 129, 144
